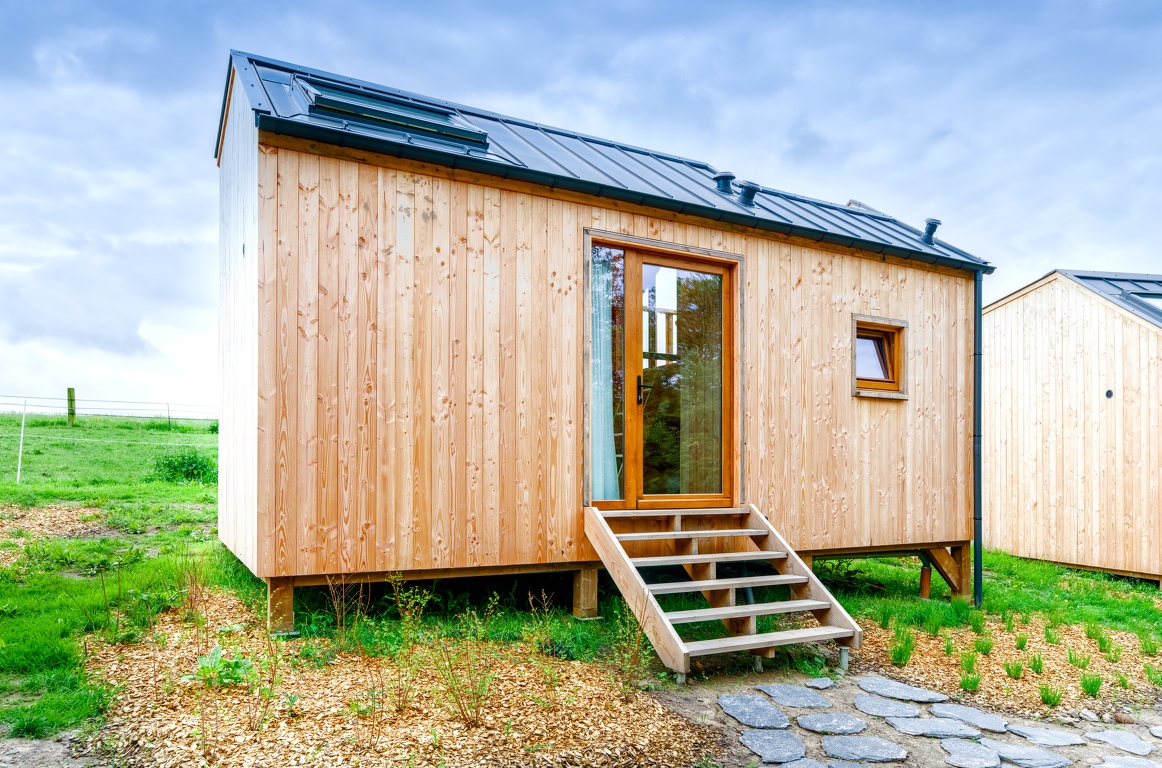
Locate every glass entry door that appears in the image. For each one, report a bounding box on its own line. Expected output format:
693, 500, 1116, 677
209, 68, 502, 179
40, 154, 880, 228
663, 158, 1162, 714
590, 245, 733, 509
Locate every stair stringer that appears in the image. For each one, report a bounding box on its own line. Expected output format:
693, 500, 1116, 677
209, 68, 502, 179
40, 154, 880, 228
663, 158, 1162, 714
584, 506, 690, 673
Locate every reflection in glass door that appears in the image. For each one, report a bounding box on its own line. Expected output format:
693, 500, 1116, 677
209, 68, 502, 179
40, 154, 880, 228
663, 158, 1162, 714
589, 245, 732, 508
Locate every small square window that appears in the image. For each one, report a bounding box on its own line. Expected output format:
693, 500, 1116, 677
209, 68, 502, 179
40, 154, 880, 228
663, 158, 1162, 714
852, 315, 907, 399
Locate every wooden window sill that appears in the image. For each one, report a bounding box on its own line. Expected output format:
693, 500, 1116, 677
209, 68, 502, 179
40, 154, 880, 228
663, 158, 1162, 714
854, 388, 908, 401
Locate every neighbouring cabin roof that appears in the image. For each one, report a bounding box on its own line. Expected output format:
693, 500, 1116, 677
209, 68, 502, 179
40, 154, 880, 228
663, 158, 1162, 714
217, 50, 993, 275
1057, 270, 1162, 330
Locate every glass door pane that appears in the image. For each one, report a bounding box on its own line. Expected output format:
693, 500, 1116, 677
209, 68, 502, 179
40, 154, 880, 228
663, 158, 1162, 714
639, 261, 723, 495
590, 246, 626, 501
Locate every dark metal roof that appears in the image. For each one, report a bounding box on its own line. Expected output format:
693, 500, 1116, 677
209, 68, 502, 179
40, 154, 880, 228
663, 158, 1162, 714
218, 51, 993, 275
1057, 270, 1162, 330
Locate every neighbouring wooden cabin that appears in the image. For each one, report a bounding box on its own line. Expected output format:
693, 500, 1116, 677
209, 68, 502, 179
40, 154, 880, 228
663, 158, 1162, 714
984, 270, 1162, 585
216, 51, 993, 675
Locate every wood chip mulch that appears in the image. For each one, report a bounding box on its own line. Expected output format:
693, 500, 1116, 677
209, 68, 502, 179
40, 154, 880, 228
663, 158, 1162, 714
83, 592, 720, 768
0, 504, 108, 565
858, 616, 1162, 719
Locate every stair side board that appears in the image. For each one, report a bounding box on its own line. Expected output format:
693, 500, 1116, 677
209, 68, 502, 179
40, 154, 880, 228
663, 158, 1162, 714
746, 504, 863, 649
583, 507, 690, 672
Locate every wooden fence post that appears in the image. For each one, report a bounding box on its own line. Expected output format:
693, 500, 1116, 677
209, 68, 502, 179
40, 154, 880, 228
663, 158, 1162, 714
67, 388, 76, 427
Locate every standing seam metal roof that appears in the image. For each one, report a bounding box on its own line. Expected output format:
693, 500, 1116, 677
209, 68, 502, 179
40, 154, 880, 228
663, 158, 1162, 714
1057, 270, 1162, 330
217, 50, 993, 275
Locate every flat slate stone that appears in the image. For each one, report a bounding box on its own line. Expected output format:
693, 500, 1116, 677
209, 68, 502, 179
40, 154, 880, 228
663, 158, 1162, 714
1087, 731, 1157, 756
1150, 726, 1162, 739
797, 713, 868, 735
853, 693, 921, 718
857, 674, 949, 703
805, 677, 834, 690
719, 694, 791, 729
740, 729, 807, 764
932, 702, 1009, 733
1095, 757, 1162, 768
1006, 724, 1086, 747
758, 683, 832, 709
942, 738, 1002, 768
821, 735, 908, 763
887, 716, 981, 739
781, 761, 829, 768
979, 738, 1070, 768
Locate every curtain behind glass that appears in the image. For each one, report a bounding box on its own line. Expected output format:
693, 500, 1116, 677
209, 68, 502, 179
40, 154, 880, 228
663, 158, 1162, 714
590, 248, 621, 500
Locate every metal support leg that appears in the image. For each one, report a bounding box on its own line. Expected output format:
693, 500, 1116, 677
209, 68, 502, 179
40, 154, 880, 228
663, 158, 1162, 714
839, 646, 850, 672
676, 672, 686, 685
753, 655, 763, 673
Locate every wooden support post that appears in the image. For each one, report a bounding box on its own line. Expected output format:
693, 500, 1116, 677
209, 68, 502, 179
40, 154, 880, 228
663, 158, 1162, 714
267, 577, 295, 635
951, 545, 971, 599
925, 545, 972, 598
919, 566, 932, 599
800, 554, 813, 571
67, 387, 76, 427
572, 567, 599, 619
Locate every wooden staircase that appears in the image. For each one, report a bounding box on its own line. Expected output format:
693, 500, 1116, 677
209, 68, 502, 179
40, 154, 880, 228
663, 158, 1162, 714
584, 503, 862, 679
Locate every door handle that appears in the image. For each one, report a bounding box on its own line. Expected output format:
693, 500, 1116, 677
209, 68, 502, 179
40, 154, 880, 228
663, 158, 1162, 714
636, 375, 653, 405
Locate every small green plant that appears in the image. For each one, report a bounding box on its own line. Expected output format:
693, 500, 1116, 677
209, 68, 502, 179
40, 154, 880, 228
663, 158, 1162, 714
1067, 647, 1091, 670
872, 602, 894, 630
283, 692, 301, 717
889, 625, 915, 667
960, 673, 981, 692
1044, 625, 1062, 645
1139, 634, 1159, 657
1028, 653, 1044, 675
974, 636, 994, 656
1085, 622, 1104, 641
924, 614, 943, 637
1004, 611, 1015, 633
968, 611, 987, 635
1105, 644, 1123, 664
943, 636, 955, 656
1097, 634, 1113, 653
1003, 660, 1024, 679
1015, 633, 1028, 651
960, 650, 978, 675
183, 645, 253, 688
1116, 672, 1130, 690
1079, 673, 1102, 697
1144, 663, 1162, 686
1039, 684, 1063, 706
153, 449, 218, 483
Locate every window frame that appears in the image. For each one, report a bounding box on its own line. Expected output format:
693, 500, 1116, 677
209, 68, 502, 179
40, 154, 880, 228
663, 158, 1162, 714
852, 314, 908, 400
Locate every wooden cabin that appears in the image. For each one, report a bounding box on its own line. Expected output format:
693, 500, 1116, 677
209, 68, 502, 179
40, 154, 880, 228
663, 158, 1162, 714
984, 270, 1162, 585
216, 51, 993, 674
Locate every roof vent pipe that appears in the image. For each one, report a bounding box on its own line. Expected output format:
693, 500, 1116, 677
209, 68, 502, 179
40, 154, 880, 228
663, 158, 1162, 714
737, 180, 761, 206
920, 218, 942, 245
712, 171, 736, 194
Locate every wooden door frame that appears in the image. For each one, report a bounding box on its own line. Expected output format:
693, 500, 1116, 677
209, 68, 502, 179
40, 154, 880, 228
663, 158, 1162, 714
582, 229, 744, 511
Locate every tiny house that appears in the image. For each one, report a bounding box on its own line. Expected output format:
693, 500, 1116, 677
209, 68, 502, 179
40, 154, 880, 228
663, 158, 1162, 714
216, 51, 993, 674
984, 270, 1162, 584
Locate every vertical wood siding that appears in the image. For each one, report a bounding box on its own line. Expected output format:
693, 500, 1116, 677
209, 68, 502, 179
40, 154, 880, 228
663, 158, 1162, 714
244, 145, 974, 578
984, 275, 1162, 578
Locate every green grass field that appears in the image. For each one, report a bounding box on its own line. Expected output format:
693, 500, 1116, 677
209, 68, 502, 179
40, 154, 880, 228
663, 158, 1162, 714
1, 411, 1160, 740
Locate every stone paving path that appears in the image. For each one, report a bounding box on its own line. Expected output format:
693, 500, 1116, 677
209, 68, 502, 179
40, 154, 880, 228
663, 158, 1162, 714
717, 673, 1162, 766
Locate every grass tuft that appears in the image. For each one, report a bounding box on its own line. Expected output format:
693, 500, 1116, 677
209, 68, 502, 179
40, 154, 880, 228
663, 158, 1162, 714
1028, 652, 1044, 675
1039, 684, 1063, 706
1044, 625, 1063, 645
1144, 663, 1162, 686
974, 636, 994, 656
1079, 673, 1102, 697
1003, 660, 1024, 679
960, 650, 977, 675
1066, 647, 1091, 670
1015, 633, 1028, 651
959, 673, 981, 692
889, 626, 915, 667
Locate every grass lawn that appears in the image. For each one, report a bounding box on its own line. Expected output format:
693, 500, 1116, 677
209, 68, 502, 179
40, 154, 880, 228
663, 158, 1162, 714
1, 411, 1160, 743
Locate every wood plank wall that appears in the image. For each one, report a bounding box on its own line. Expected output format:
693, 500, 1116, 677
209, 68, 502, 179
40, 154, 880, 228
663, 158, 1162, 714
242, 143, 975, 578
217, 71, 259, 572
984, 274, 1162, 579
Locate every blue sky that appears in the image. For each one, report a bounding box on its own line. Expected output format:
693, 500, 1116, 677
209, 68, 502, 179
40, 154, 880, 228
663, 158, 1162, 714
1, 0, 1160, 409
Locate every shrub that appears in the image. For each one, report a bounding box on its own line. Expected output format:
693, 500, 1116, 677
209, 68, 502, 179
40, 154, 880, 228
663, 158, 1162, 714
1039, 684, 1063, 706
1144, 663, 1162, 686
968, 611, 987, 635
1003, 660, 1024, 679
1015, 633, 1028, 651
1139, 635, 1159, 657
889, 626, 915, 667
1080, 673, 1102, 697
960, 651, 978, 675
1067, 648, 1091, 670
153, 449, 218, 484
1044, 626, 1062, 645
1028, 653, 1044, 675
974, 637, 994, 656
960, 673, 981, 692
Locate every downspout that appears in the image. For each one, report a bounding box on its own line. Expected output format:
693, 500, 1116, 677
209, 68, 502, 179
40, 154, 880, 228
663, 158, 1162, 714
973, 270, 984, 607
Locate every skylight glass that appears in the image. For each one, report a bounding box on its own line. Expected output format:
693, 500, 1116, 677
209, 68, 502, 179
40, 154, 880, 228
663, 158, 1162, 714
1135, 294, 1162, 312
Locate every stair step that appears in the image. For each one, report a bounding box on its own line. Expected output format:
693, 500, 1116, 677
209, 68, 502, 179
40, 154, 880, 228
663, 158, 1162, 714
600, 508, 748, 519
685, 626, 854, 657
666, 599, 830, 624
615, 528, 767, 542
648, 574, 808, 595
631, 550, 787, 567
